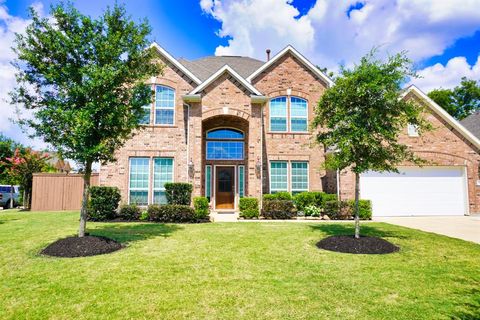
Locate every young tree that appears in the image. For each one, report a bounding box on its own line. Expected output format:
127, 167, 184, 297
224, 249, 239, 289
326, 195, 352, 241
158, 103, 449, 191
11, 4, 162, 236
3, 148, 52, 209
312, 51, 431, 238
428, 77, 480, 119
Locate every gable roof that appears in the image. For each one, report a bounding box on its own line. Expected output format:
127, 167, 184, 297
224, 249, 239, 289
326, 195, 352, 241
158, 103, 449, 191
178, 56, 264, 82
460, 111, 480, 140
246, 45, 334, 87
190, 65, 263, 96
150, 43, 202, 85
401, 85, 480, 150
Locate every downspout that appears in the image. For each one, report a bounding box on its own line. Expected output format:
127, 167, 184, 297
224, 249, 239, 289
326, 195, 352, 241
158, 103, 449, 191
336, 168, 340, 200
185, 103, 190, 183
260, 104, 264, 209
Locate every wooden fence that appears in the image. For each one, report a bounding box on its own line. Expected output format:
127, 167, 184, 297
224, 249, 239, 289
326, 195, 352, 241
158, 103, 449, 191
31, 173, 99, 211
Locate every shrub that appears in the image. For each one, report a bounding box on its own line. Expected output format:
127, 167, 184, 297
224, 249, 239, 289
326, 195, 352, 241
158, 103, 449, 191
321, 193, 338, 207
324, 200, 352, 220
147, 204, 196, 223
263, 192, 292, 201
348, 199, 372, 220
304, 204, 322, 217
293, 191, 324, 211
164, 182, 193, 205
239, 197, 259, 219
262, 199, 297, 219
193, 197, 210, 219
139, 210, 149, 221
119, 204, 141, 220
87, 186, 121, 221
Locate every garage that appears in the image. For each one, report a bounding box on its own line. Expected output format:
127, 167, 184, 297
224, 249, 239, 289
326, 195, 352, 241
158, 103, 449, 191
360, 167, 468, 217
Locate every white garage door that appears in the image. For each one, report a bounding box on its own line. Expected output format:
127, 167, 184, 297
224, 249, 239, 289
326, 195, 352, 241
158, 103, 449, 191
360, 167, 468, 217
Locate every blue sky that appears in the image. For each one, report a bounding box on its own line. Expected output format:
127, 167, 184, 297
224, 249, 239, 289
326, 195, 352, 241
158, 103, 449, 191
1, 0, 480, 149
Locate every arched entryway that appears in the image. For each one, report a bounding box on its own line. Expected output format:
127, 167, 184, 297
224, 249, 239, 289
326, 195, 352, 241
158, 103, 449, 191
202, 115, 249, 211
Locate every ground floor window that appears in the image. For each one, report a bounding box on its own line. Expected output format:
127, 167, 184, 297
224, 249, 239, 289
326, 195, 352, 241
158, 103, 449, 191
269, 160, 308, 194
205, 165, 212, 201
129, 158, 150, 205
238, 165, 245, 198
153, 158, 174, 204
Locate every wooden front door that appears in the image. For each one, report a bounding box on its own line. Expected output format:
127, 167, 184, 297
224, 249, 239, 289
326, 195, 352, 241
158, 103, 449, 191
215, 166, 235, 210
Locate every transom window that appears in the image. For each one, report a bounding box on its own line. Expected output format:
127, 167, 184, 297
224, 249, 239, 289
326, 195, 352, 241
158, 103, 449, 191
269, 96, 308, 132
155, 85, 175, 125
206, 128, 244, 160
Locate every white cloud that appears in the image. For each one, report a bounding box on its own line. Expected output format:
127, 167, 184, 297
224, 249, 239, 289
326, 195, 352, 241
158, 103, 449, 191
200, 0, 480, 89
412, 56, 480, 92
0, 1, 47, 150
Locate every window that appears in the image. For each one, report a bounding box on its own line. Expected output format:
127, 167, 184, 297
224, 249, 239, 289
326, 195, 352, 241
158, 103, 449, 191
291, 162, 308, 194
155, 85, 175, 125
238, 166, 245, 198
205, 165, 212, 201
206, 128, 245, 160
153, 158, 173, 204
139, 105, 151, 124
270, 97, 287, 132
129, 158, 149, 205
407, 123, 419, 137
270, 161, 288, 193
290, 97, 308, 132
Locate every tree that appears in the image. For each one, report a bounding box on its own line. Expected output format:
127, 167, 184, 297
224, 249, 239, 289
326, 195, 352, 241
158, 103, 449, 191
11, 3, 162, 236
0, 134, 24, 184
428, 77, 480, 119
312, 51, 431, 238
2, 148, 52, 209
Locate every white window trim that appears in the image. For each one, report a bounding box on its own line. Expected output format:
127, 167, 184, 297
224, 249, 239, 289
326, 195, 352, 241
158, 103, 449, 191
269, 161, 289, 193
128, 157, 150, 206
289, 97, 308, 133
152, 157, 174, 205
269, 96, 288, 132
290, 161, 309, 193
154, 85, 176, 126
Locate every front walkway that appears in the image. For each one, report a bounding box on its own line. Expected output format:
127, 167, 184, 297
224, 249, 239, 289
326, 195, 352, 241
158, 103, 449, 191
374, 215, 480, 244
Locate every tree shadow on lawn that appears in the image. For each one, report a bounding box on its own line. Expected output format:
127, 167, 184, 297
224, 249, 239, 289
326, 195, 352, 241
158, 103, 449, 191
309, 223, 409, 240
89, 223, 182, 244
450, 286, 480, 320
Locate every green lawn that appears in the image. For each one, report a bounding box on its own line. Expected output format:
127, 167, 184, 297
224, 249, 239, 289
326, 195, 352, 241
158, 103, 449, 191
0, 211, 479, 319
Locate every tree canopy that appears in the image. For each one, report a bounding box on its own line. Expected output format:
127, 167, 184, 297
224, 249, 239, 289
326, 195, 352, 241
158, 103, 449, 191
428, 77, 480, 120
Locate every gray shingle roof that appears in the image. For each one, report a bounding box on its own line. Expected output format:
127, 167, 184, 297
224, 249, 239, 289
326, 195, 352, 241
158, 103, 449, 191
460, 111, 480, 139
178, 56, 264, 82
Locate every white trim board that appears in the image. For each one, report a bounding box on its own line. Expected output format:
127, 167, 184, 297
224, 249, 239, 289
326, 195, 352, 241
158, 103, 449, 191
401, 85, 480, 151
247, 45, 334, 87
190, 65, 263, 96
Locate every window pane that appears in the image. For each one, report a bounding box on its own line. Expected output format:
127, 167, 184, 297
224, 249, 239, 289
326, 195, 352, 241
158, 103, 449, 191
291, 118, 307, 132
205, 165, 211, 201
206, 141, 244, 160
129, 158, 149, 205
270, 97, 287, 132
155, 85, 175, 125
290, 97, 307, 132
139, 105, 150, 124
270, 161, 288, 192
207, 128, 243, 139
238, 166, 244, 198
291, 162, 308, 192
153, 158, 173, 204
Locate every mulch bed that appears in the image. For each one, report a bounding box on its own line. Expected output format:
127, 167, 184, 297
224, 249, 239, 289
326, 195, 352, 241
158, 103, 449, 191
41, 235, 123, 258
316, 235, 399, 254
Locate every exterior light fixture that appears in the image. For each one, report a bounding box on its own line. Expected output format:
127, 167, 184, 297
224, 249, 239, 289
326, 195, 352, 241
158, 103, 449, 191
188, 159, 194, 178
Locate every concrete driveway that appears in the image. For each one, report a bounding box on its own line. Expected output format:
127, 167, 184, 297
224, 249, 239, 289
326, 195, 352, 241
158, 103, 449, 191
374, 215, 480, 244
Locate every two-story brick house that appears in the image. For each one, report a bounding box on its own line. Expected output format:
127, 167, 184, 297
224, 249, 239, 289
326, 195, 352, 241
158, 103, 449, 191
100, 43, 480, 219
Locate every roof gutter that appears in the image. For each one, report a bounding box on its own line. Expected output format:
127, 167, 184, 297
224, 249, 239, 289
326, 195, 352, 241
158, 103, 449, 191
251, 95, 268, 104
182, 94, 201, 103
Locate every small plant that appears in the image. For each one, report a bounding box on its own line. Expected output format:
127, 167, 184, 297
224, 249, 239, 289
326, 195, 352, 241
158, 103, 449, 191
293, 192, 324, 211
304, 204, 322, 217
119, 204, 141, 220
139, 210, 149, 221
87, 186, 121, 221
239, 197, 259, 219
262, 199, 297, 219
263, 192, 292, 201
193, 196, 210, 219
347, 199, 372, 220
324, 200, 353, 220
164, 183, 193, 205
147, 204, 196, 223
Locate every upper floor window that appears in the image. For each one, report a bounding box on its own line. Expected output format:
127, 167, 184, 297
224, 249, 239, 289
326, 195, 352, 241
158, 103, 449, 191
206, 128, 244, 160
269, 96, 308, 132
407, 123, 419, 137
155, 85, 175, 125
139, 105, 151, 125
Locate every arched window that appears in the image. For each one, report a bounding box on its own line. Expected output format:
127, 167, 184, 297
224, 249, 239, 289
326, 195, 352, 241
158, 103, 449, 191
290, 97, 307, 132
206, 128, 244, 160
155, 85, 175, 125
270, 97, 287, 132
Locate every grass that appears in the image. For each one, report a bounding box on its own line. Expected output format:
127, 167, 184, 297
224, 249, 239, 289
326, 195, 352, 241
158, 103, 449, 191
0, 210, 479, 319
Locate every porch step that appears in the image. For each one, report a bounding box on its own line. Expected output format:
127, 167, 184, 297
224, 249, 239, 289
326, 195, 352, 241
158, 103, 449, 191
210, 211, 239, 222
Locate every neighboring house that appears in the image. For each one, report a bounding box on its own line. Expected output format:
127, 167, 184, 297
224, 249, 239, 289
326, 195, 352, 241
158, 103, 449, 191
460, 111, 480, 140
100, 43, 480, 219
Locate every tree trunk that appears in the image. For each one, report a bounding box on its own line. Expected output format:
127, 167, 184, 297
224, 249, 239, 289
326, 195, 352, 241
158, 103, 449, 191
23, 190, 26, 208
79, 160, 92, 237
10, 185, 13, 209
354, 172, 360, 239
